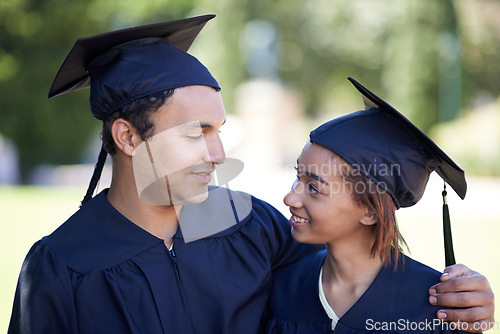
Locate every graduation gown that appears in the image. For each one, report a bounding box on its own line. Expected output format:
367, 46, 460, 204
8, 188, 321, 334
263, 250, 466, 334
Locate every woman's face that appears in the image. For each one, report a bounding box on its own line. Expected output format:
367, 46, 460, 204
283, 142, 373, 245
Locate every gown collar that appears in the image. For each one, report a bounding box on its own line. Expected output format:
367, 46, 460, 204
44, 187, 254, 273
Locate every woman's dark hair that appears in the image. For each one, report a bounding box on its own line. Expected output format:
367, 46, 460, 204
101, 89, 175, 155
334, 153, 407, 268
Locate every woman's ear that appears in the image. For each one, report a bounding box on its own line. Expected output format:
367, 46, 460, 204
111, 119, 141, 156
360, 209, 378, 226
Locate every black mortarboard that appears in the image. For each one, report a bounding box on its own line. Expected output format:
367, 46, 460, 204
49, 14, 220, 121
49, 15, 220, 205
310, 77, 466, 266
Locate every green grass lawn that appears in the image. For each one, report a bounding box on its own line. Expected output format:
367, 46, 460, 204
1, 179, 499, 332
0, 186, 84, 332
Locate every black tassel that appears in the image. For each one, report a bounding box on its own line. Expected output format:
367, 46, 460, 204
81, 145, 108, 207
442, 183, 456, 267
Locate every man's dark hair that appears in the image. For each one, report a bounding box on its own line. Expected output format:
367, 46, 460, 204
101, 89, 175, 155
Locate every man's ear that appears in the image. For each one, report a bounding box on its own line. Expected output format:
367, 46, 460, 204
360, 209, 378, 226
111, 119, 141, 156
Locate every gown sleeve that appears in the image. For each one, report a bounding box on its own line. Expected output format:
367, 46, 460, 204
8, 240, 78, 334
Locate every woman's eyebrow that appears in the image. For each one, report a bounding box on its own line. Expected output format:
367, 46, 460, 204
296, 160, 329, 185
303, 171, 329, 185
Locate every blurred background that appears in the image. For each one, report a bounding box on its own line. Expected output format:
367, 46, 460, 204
1, 0, 499, 332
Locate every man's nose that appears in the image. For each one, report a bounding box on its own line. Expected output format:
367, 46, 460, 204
204, 134, 226, 165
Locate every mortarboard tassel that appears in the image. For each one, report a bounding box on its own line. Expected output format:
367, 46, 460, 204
81, 145, 108, 207
442, 183, 456, 267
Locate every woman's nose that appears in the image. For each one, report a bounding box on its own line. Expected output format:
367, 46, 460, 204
283, 180, 303, 208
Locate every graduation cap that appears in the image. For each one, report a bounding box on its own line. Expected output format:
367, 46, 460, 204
310, 77, 466, 267
48, 14, 219, 204
49, 14, 219, 121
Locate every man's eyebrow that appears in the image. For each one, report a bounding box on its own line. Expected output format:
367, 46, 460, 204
181, 118, 227, 129
201, 118, 226, 129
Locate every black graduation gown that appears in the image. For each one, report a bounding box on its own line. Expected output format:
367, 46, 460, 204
263, 250, 466, 334
8, 188, 321, 334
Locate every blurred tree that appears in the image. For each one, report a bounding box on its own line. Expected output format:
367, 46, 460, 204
1, 0, 499, 181
236, 0, 463, 130
0, 0, 113, 181
0, 0, 204, 181
456, 0, 500, 107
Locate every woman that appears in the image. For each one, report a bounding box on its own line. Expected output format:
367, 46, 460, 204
262, 77, 468, 333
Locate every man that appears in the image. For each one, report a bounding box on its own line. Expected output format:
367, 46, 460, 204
9, 14, 494, 334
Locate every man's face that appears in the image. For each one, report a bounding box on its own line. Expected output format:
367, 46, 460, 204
132, 85, 226, 205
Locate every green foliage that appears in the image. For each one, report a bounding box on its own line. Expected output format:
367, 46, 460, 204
0, 0, 205, 180
0, 0, 107, 178
1, 0, 499, 180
